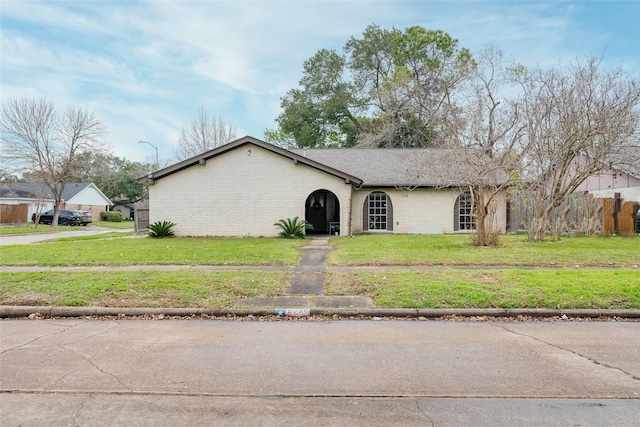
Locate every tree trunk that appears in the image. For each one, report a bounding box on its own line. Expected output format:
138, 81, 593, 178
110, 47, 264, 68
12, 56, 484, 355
472, 187, 493, 246
586, 205, 603, 236
531, 204, 555, 241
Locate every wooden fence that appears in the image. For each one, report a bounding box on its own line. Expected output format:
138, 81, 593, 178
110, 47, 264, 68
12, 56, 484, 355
134, 200, 149, 233
601, 196, 639, 237
509, 191, 639, 237
508, 191, 603, 236
0, 204, 29, 224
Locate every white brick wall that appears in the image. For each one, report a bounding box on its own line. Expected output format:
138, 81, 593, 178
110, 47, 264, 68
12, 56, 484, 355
351, 188, 507, 234
351, 188, 458, 234
149, 143, 508, 237
149, 143, 353, 237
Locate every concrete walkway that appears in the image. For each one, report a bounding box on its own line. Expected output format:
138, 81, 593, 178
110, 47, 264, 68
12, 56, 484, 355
238, 238, 375, 310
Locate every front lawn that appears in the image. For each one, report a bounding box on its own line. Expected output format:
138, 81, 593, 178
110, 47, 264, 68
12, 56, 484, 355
0, 236, 305, 266
1, 234, 638, 310
328, 234, 640, 268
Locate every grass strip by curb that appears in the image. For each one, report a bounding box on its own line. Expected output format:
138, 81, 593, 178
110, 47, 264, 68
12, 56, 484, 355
0, 271, 290, 308
325, 269, 640, 309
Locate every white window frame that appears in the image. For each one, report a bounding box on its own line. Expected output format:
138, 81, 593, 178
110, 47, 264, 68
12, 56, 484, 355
459, 191, 476, 230
368, 192, 387, 231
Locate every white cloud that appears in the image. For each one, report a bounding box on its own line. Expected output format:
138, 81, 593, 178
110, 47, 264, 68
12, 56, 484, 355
2, 1, 637, 164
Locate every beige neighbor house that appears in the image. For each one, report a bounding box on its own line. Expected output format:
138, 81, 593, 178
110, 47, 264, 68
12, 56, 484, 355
138, 136, 507, 237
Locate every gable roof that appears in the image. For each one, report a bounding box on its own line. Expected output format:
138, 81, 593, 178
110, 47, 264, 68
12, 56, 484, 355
139, 135, 507, 188
138, 136, 363, 185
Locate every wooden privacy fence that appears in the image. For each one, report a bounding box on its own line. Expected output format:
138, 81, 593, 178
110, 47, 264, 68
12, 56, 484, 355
601, 195, 639, 237
508, 191, 603, 236
509, 191, 638, 237
0, 204, 29, 224
134, 200, 149, 233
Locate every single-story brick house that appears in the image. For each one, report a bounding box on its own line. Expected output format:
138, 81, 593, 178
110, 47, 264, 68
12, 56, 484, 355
138, 136, 507, 237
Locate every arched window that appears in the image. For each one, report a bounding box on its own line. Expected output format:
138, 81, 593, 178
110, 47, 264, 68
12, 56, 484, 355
363, 191, 393, 231
455, 191, 476, 231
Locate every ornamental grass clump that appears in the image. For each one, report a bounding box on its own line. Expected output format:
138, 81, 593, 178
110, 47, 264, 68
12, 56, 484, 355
147, 221, 176, 238
274, 217, 313, 239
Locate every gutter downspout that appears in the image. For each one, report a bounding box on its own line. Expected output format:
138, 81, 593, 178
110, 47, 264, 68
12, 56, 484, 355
347, 185, 353, 237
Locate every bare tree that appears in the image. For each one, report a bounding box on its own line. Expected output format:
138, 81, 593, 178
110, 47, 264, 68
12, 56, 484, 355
1, 98, 107, 227
516, 55, 640, 240
438, 46, 527, 246
174, 107, 237, 160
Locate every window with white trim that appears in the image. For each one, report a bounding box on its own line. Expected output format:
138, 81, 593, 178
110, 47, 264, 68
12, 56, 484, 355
368, 192, 387, 230
458, 191, 476, 230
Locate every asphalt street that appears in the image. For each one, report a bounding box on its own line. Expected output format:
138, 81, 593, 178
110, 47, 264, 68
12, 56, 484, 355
1, 319, 639, 426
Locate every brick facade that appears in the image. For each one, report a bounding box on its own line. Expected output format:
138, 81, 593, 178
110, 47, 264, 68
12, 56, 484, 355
147, 141, 508, 237
149, 143, 353, 237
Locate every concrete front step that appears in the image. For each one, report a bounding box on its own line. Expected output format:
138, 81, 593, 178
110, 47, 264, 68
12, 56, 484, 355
235, 295, 375, 309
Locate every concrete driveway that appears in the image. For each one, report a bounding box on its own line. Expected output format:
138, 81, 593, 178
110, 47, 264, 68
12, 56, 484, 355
1, 319, 638, 426
0, 226, 133, 245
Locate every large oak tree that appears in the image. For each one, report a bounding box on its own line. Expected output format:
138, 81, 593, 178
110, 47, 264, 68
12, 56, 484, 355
271, 24, 474, 148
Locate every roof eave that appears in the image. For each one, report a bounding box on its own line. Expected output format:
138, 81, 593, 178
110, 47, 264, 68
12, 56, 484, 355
138, 136, 363, 186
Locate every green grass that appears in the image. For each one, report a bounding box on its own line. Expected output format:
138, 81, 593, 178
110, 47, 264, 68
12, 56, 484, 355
92, 221, 135, 229
51, 231, 136, 242
0, 221, 133, 235
0, 237, 305, 266
326, 269, 640, 309
2, 234, 639, 310
328, 234, 640, 268
0, 225, 77, 235
0, 271, 289, 308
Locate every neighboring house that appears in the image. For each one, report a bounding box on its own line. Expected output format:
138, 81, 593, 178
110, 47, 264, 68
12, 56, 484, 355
0, 182, 113, 223
138, 136, 507, 237
575, 147, 640, 203
112, 201, 135, 220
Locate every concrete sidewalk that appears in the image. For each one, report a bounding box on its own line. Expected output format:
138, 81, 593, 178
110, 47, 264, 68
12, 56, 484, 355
2, 319, 639, 426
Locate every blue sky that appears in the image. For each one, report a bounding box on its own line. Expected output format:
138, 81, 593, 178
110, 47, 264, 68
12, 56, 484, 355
2, 0, 639, 165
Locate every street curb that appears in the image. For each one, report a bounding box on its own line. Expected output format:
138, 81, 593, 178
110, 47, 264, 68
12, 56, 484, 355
1, 306, 640, 319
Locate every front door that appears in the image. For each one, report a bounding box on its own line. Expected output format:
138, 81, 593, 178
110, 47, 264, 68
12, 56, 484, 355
306, 192, 327, 233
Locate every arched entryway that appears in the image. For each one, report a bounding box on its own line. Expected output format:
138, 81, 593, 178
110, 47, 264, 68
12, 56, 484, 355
305, 189, 340, 234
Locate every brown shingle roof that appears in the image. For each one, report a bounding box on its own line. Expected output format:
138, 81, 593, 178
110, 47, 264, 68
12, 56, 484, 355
140, 136, 508, 187
291, 148, 507, 187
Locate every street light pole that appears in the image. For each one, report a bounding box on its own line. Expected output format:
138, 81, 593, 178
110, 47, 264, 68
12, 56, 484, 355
137, 140, 159, 170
